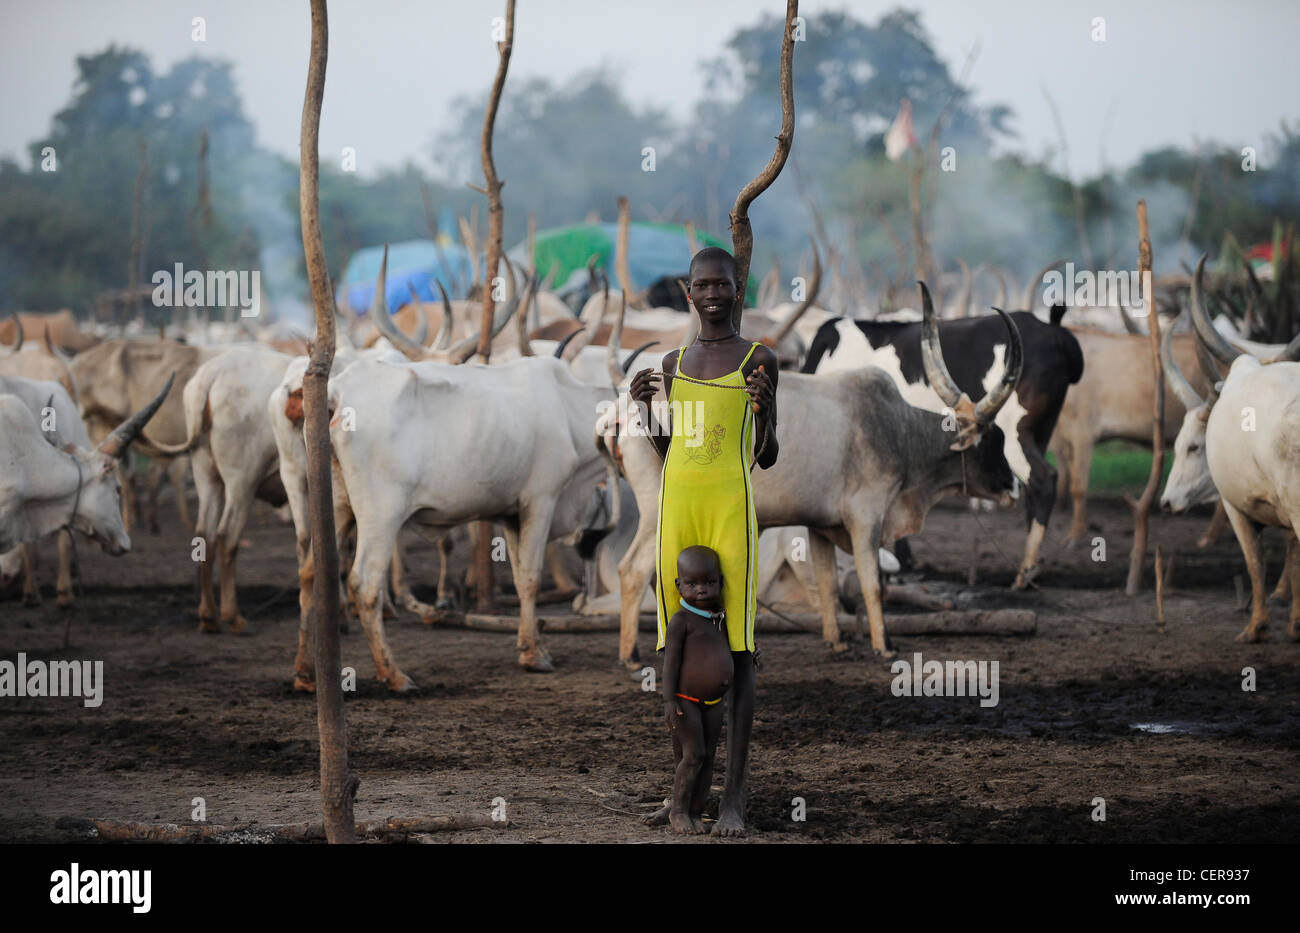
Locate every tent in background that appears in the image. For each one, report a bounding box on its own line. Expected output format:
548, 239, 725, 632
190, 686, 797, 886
337, 239, 475, 316
507, 222, 758, 304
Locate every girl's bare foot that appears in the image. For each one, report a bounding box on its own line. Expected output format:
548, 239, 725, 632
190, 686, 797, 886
714, 803, 746, 837
668, 810, 700, 834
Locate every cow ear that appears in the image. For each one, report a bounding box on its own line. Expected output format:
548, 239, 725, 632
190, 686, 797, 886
948, 397, 980, 450
948, 431, 978, 452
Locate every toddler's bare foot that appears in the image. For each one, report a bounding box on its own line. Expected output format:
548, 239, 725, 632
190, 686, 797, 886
642, 804, 670, 826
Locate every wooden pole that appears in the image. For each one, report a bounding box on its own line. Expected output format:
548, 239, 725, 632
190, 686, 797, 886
298, 0, 357, 843
615, 196, 644, 307
473, 0, 514, 363
127, 137, 148, 335
728, 0, 798, 330
1154, 544, 1166, 630
1124, 199, 1165, 596
83, 815, 500, 843
470, 0, 514, 612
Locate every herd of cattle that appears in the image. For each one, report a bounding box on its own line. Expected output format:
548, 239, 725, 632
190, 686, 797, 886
2, 249, 1297, 692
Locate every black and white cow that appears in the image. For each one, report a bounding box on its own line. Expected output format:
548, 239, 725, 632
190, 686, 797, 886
802, 303, 1083, 588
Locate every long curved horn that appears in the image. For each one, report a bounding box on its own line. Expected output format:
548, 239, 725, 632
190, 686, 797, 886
539, 262, 558, 293
1271, 330, 1300, 363
368, 245, 426, 361
98, 372, 176, 459
989, 266, 1009, 309
516, 268, 538, 358
2, 310, 23, 354
1021, 259, 1064, 311
974, 308, 1024, 424
1194, 321, 1224, 384
615, 196, 644, 308
553, 328, 581, 360
954, 258, 973, 319
606, 290, 627, 386
404, 283, 431, 346
568, 274, 609, 358
1161, 312, 1204, 410
433, 280, 453, 350
918, 281, 962, 408
1189, 254, 1241, 366
622, 340, 659, 375
772, 237, 822, 346
494, 259, 521, 340
441, 259, 524, 365
1118, 303, 1145, 336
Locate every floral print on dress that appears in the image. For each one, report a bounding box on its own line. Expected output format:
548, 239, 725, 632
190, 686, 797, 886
684, 422, 727, 464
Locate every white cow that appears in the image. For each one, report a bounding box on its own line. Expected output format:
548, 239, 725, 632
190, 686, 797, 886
151, 345, 295, 633
310, 355, 621, 690
0, 375, 88, 605
1161, 257, 1300, 640
0, 376, 174, 557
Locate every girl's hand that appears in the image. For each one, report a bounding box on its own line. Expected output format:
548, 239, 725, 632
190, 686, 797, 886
664, 697, 683, 733
630, 367, 661, 406
745, 364, 774, 419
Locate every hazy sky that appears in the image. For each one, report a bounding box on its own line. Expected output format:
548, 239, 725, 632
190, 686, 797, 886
2, 0, 1297, 180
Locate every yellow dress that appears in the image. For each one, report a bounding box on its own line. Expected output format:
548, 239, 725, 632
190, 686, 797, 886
656, 342, 760, 653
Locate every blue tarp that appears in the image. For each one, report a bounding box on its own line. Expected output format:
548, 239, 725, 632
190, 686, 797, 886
338, 239, 475, 316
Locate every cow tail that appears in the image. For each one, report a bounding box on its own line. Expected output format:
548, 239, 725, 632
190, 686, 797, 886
1059, 327, 1085, 386
594, 403, 622, 536
150, 366, 213, 456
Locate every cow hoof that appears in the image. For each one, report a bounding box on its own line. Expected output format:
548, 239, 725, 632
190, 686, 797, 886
385, 673, 417, 693
292, 676, 317, 693
826, 640, 850, 653
1063, 537, 1082, 550
875, 648, 897, 660
620, 657, 642, 673
1195, 537, 1214, 550
520, 650, 555, 673
22, 592, 40, 608
435, 596, 456, 611
1235, 627, 1264, 644
227, 616, 254, 636
1266, 594, 1290, 609
198, 619, 221, 634
56, 592, 73, 608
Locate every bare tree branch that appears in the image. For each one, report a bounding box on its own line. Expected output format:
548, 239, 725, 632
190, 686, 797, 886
729, 0, 798, 330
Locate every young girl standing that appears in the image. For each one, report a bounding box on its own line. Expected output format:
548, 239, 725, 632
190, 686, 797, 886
629, 245, 779, 835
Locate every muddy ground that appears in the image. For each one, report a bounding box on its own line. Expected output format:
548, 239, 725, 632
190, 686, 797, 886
1, 488, 1297, 843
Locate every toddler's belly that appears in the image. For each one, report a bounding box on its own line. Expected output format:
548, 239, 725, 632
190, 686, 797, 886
678, 636, 735, 701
